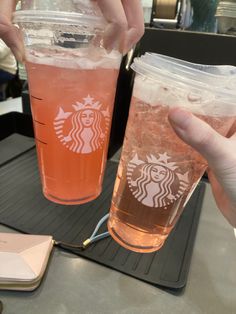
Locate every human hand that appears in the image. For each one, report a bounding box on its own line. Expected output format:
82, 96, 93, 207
0, 0, 24, 62
95, 0, 144, 53
0, 0, 144, 60
168, 108, 236, 227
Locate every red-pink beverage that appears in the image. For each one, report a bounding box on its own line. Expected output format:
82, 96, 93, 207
13, 0, 122, 205
108, 74, 236, 253
25, 48, 120, 204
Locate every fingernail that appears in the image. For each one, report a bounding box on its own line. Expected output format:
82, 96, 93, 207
168, 108, 192, 130
122, 41, 135, 55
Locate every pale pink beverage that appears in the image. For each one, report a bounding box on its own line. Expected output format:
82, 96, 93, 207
108, 73, 236, 253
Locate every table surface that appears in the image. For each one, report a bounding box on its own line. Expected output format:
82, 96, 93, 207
0, 184, 235, 314
0, 99, 236, 314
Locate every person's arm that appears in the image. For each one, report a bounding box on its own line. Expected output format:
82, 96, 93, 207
168, 108, 236, 227
0, 39, 12, 58
0, 0, 24, 61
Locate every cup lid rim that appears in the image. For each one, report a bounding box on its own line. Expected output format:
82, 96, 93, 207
131, 53, 236, 100
13, 10, 106, 28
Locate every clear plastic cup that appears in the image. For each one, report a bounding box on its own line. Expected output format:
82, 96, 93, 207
107, 53, 236, 253
13, 1, 122, 205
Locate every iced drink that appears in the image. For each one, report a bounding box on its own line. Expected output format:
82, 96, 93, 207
13, 0, 121, 204
26, 48, 120, 204
108, 73, 236, 253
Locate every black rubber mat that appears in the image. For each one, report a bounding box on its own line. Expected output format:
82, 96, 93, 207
0, 134, 35, 167
0, 149, 205, 290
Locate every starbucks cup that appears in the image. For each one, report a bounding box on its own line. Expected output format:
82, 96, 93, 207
107, 53, 236, 253
13, 0, 122, 205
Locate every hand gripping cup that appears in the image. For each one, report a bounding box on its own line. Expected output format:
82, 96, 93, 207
13, 1, 121, 204
107, 53, 236, 253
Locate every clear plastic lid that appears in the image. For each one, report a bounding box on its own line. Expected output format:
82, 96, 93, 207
20, 0, 101, 14
146, 53, 236, 76
13, 0, 106, 29
131, 52, 236, 99
13, 10, 106, 28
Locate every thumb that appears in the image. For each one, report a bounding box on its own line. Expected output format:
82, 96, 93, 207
168, 107, 231, 171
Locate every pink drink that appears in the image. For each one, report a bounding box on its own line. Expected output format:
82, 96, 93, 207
13, 1, 122, 204
108, 76, 236, 253
26, 48, 120, 204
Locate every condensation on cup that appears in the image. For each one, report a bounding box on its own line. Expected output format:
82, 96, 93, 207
13, 1, 121, 205
108, 53, 236, 253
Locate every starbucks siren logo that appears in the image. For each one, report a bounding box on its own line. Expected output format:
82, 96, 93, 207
127, 153, 189, 208
53, 95, 110, 154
